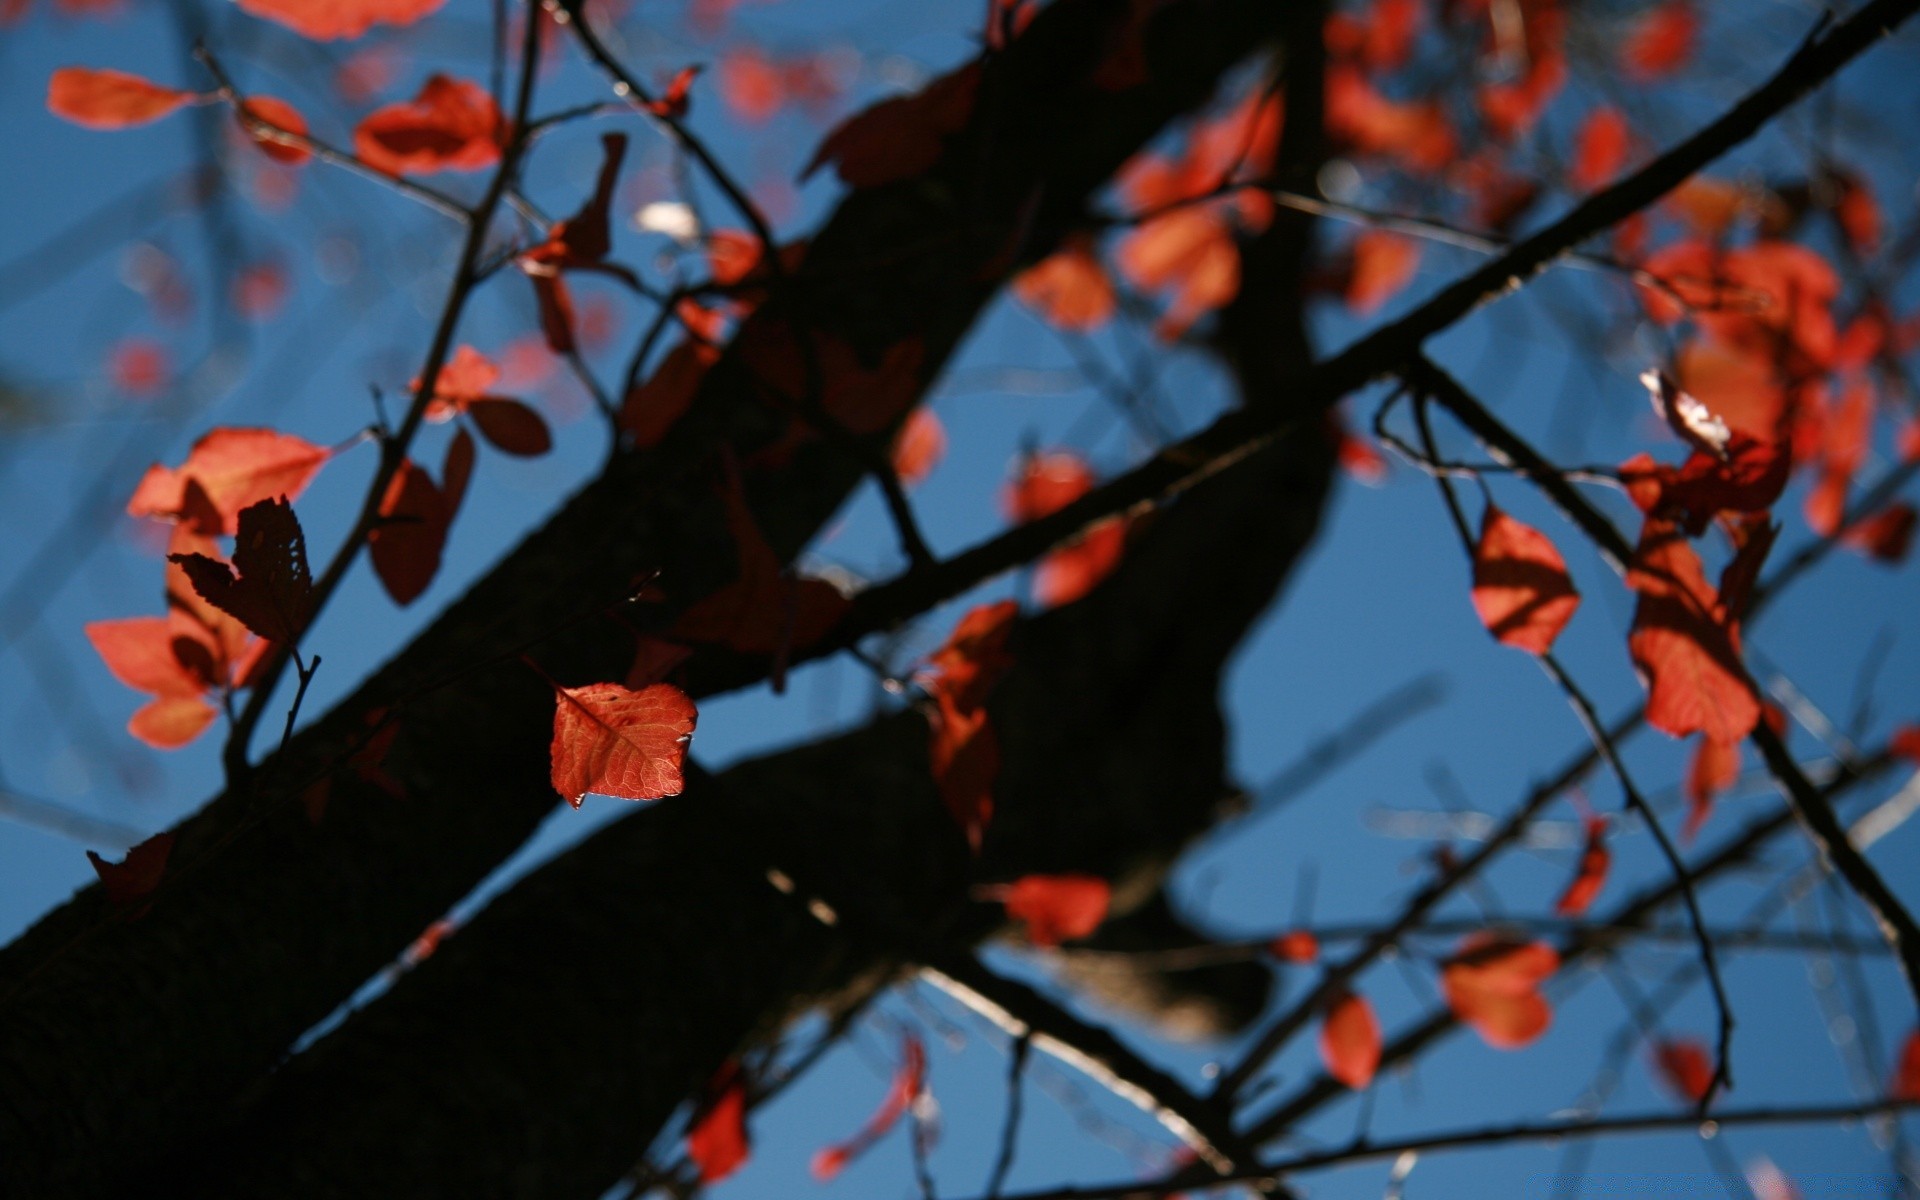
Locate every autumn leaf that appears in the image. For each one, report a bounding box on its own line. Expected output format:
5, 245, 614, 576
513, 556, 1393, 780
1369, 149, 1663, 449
170, 497, 313, 644
1842, 503, 1917, 564
466, 399, 552, 457
998, 875, 1110, 947
1320, 989, 1382, 1089
1651, 1037, 1715, 1103
1621, 0, 1698, 80
368, 458, 458, 607
1115, 207, 1239, 340
1002, 450, 1127, 608
686, 1060, 751, 1184
929, 695, 998, 853
87, 832, 175, 909
548, 680, 696, 806
1569, 106, 1630, 193
48, 67, 194, 129
85, 613, 229, 749
1553, 812, 1610, 917
922, 600, 1018, 714
1269, 930, 1320, 963
1626, 518, 1763, 744
1470, 503, 1579, 655
718, 48, 784, 122
1013, 236, 1116, 332
1343, 230, 1421, 315
237, 0, 445, 40
1683, 734, 1740, 842
811, 1034, 927, 1180
238, 95, 311, 166
126, 426, 330, 535
1439, 934, 1559, 1049
354, 74, 502, 176
890, 408, 946, 487
646, 64, 701, 119
1894, 1029, 1920, 1101
621, 340, 718, 448
1889, 725, 1920, 766
519, 134, 637, 354
803, 62, 979, 188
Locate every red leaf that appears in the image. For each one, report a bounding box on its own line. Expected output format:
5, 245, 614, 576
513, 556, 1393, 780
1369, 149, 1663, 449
86, 617, 208, 699
169, 497, 313, 644
718, 48, 784, 123
109, 338, 170, 398
1002, 451, 1126, 608
87, 832, 175, 908
368, 458, 451, 607
239, 95, 310, 166
1115, 208, 1239, 339
1894, 1029, 1920, 1101
126, 426, 330, 535
48, 67, 193, 129
1830, 169, 1881, 256
1470, 503, 1580, 655
1651, 1037, 1715, 1103
621, 340, 719, 448
686, 1060, 751, 1184
646, 64, 702, 120
1013, 236, 1116, 332
236, 0, 445, 40
354, 74, 501, 176
1554, 814, 1610, 917
128, 695, 219, 750
1683, 734, 1740, 842
1570, 106, 1630, 193
1269, 930, 1321, 963
1890, 725, 1920, 765
1320, 989, 1381, 1089
929, 694, 998, 853
1440, 934, 1559, 1049
1330, 65, 1457, 171
518, 134, 635, 354
811, 1034, 927, 1181
1344, 230, 1421, 315
1842, 503, 1917, 564
467, 398, 552, 457
1621, 1, 1697, 80
1627, 519, 1762, 744
803, 63, 979, 188
922, 601, 1018, 718
1000, 875, 1110, 947
548, 681, 696, 806
890, 408, 946, 487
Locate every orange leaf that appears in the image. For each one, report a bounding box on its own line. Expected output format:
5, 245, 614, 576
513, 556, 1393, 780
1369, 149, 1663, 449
86, 617, 209, 699
1344, 230, 1421, 315
1002, 450, 1126, 608
811, 1034, 927, 1180
239, 95, 310, 166
87, 832, 175, 908
128, 695, 219, 750
1621, 1, 1698, 80
1000, 875, 1110, 947
368, 458, 452, 607
548, 681, 696, 806
169, 497, 313, 644
1470, 503, 1579, 655
1683, 734, 1740, 842
236, 0, 445, 40
1269, 930, 1321, 963
1651, 1037, 1714, 1103
1320, 989, 1381, 1089
1115, 208, 1239, 339
890, 408, 946, 487
1014, 236, 1116, 332
1569, 106, 1630, 192
803, 63, 979, 188
1440, 934, 1559, 1049
1842, 503, 1917, 564
1553, 814, 1610, 917
922, 600, 1018, 717
48, 67, 193, 129
1627, 519, 1762, 744
686, 1060, 751, 1184
354, 74, 501, 175
126, 426, 330, 535
929, 693, 998, 852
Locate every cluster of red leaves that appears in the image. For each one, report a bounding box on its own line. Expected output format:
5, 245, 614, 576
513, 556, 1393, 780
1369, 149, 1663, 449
811, 1034, 929, 1180
1114, 90, 1282, 339
547, 679, 697, 807
993, 874, 1111, 947
1012, 234, 1116, 332
919, 600, 1018, 851
1002, 450, 1127, 609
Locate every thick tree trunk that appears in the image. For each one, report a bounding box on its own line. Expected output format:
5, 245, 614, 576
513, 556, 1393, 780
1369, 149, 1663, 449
0, 3, 1295, 1196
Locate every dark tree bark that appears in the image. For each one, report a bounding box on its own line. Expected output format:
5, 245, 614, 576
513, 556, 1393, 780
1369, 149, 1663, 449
0, 2, 1303, 1196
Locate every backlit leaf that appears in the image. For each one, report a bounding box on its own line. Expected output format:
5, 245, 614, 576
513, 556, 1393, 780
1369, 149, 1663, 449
126, 426, 329, 535
686, 1060, 751, 1184
1440, 934, 1558, 1049
548, 681, 696, 806
1553, 813, 1610, 917
1627, 518, 1762, 744
1470, 503, 1579, 655
1651, 1037, 1714, 1103
48, 67, 193, 129
1000, 875, 1110, 947
236, 0, 445, 40
890, 408, 946, 487
1320, 989, 1381, 1089
169, 497, 313, 644
1014, 236, 1116, 331
354, 74, 501, 175
368, 458, 451, 607
239, 95, 311, 166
